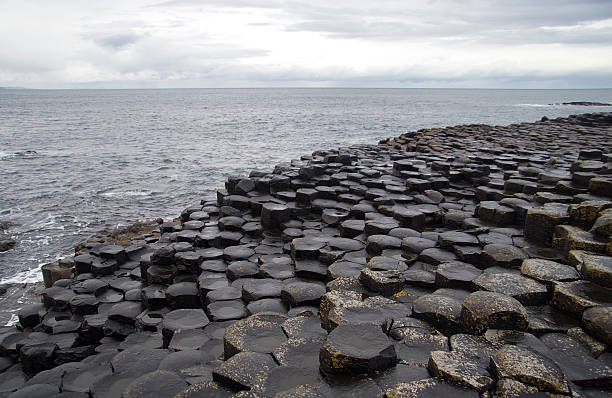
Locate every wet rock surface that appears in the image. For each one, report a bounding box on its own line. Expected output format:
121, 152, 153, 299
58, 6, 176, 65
2, 113, 612, 397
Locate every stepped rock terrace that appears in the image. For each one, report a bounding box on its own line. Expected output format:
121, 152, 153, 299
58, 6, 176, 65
1, 112, 611, 397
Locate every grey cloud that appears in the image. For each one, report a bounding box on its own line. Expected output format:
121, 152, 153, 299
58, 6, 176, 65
280, 0, 612, 45
94, 33, 144, 49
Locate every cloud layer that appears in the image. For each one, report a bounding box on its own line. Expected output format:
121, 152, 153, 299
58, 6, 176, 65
1, 0, 611, 88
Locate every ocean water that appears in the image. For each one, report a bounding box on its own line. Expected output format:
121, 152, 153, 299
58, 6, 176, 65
1, 88, 611, 286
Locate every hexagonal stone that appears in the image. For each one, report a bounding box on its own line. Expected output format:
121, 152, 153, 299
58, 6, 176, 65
292, 236, 327, 260
241, 278, 283, 302
281, 280, 326, 307
460, 291, 528, 335
252, 366, 321, 397
226, 261, 259, 281
147, 265, 177, 285
205, 286, 242, 305
207, 300, 247, 322
401, 237, 436, 254
259, 258, 295, 280
364, 217, 400, 236
246, 298, 288, 315
582, 306, 612, 346
340, 220, 365, 238
166, 282, 200, 309
473, 270, 548, 305
438, 232, 479, 249
319, 324, 396, 375
223, 245, 255, 262
281, 315, 327, 339
261, 203, 291, 231
328, 237, 364, 252
223, 313, 287, 359
323, 295, 411, 331
294, 260, 327, 281
327, 260, 362, 280
122, 370, 188, 398
110, 347, 168, 374
19, 343, 57, 376
490, 345, 570, 394
435, 261, 481, 290
272, 337, 324, 370
168, 329, 210, 351
581, 254, 612, 288
590, 177, 612, 197
213, 351, 277, 391
525, 305, 578, 334
384, 378, 479, 398
6, 384, 60, 398
396, 331, 448, 367
428, 350, 494, 393
519, 258, 580, 287
525, 206, 569, 246
162, 309, 209, 347
173, 382, 232, 398
552, 280, 612, 316
419, 248, 458, 265
540, 332, 612, 387
18, 304, 46, 328
591, 213, 612, 238
359, 268, 405, 297
553, 225, 607, 256
107, 301, 143, 325
481, 244, 528, 268
412, 289, 468, 335
99, 244, 127, 264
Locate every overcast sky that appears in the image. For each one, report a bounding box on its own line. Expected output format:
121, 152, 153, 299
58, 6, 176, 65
1, 0, 611, 88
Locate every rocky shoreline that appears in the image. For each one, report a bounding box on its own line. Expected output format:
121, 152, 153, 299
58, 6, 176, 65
1, 112, 611, 397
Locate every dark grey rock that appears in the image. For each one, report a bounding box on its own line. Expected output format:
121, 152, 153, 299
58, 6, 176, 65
490, 344, 570, 394
319, 324, 397, 375
212, 351, 277, 390
460, 291, 528, 335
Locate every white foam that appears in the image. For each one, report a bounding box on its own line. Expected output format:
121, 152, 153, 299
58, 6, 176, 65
515, 103, 551, 107
4, 314, 19, 327
99, 190, 153, 198
0, 263, 44, 285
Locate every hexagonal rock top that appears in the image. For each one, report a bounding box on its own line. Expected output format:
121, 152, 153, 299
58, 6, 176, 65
473, 270, 548, 305
384, 378, 479, 398
319, 324, 397, 375
490, 345, 570, 394
519, 258, 580, 287
460, 291, 528, 335
223, 313, 288, 359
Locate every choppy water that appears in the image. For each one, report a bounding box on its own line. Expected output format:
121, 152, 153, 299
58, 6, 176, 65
1, 88, 611, 286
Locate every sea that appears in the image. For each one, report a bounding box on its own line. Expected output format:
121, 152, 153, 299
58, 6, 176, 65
1, 88, 611, 311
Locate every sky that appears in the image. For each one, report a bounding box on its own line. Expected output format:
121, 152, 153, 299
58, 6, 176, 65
1, 0, 611, 89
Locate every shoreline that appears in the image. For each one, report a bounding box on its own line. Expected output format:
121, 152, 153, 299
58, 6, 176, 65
0, 112, 611, 396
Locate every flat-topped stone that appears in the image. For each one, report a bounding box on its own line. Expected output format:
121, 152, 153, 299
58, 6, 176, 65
223, 313, 287, 359
461, 291, 528, 335
319, 324, 396, 375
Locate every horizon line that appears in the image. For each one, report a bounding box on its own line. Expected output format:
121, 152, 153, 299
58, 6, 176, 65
2, 86, 612, 91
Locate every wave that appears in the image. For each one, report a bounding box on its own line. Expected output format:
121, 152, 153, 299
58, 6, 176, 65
515, 103, 551, 108
98, 189, 156, 198
0, 150, 38, 160
0, 263, 43, 285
